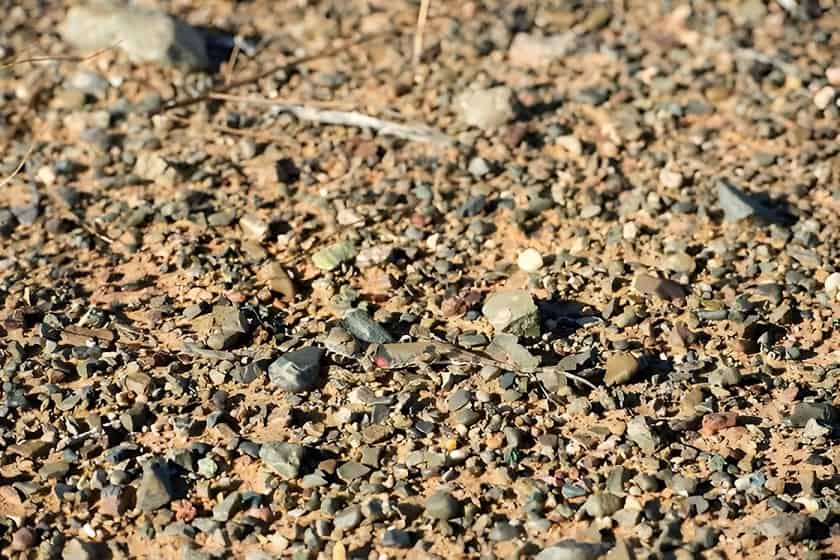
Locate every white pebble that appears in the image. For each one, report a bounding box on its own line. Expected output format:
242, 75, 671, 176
622, 222, 638, 240
659, 169, 684, 189
517, 248, 544, 273
825, 272, 840, 299
555, 135, 583, 156
814, 86, 835, 110
826, 67, 840, 86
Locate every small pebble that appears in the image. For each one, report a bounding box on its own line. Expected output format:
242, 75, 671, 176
517, 248, 544, 273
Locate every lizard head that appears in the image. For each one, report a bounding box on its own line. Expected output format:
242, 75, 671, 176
360, 343, 388, 371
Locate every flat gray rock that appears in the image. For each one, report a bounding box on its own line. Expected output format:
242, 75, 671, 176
342, 308, 394, 344
455, 86, 516, 130
268, 347, 323, 392
485, 333, 540, 370
482, 289, 540, 337
424, 491, 462, 520
259, 442, 305, 479
626, 415, 661, 454
718, 180, 759, 222
536, 540, 605, 560
137, 458, 174, 512
755, 514, 811, 541
60, 1, 209, 71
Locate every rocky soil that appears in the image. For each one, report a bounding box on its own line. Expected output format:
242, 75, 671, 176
0, 1, 838, 559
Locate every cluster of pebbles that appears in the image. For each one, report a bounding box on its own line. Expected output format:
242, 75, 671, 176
0, 1, 838, 559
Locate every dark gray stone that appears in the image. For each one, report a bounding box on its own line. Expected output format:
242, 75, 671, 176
342, 308, 394, 344
137, 459, 174, 512
268, 347, 323, 392
424, 491, 463, 520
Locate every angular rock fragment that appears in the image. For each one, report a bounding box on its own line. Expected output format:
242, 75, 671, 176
633, 274, 687, 301
455, 86, 516, 130
508, 32, 578, 68
755, 514, 811, 541
259, 443, 305, 479
536, 540, 605, 560
60, 2, 210, 71
137, 459, 174, 512
482, 290, 540, 337
268, 347, 323, 392
626, 416, 662, 454
313, 240, 357, 271
342, 308, 393, 344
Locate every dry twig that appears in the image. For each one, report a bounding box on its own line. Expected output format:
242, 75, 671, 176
0, 44, 118, 69
413, 0, 432, 67
214, 93, 454, 147
0, 141, 35, 190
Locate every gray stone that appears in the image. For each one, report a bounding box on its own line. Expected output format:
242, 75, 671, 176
606, 467, 627, 496
482, 290, 540, 337
718, 180, 758, 222
788, 402, 838, 428
268, 347, 323, 392
382, 528, 412, 548
424, 491, 463, 520
453, 408, 482, 427
708, 367, 743, 387
67, 70, 110, 97
212, 491, 242, 522
62, 539, 101, 560
447, 389, 472, 412
137, 459, 173, 512
342, 308, 393, 344
337, 461, 370, 482
536, 540, 605, 560
755, 514, 811, 541
334, 505, 363, 530
60, 2, 209, 71
468, 157, 491, 177
488, 520, 522, 541
626, 416, 661, 454
582, 493, 623, 517
259, 443, 305, 479
485, 333, 540, 370
312, 240, 356, 271
456, 86, 516, 130
670, 475, 699, 496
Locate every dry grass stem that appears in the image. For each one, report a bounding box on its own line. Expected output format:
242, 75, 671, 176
412, 0, 432, 67
0, 44, 118, 69
218, 94, 454, 147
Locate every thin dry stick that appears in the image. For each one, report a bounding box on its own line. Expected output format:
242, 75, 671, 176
0, 141, 35, 189
413, 0, 432, 67
0, 44, 119, 69
156, 29, 399, 114
218, 93, 454, 147
210, 92, 357, 111
223, 39, 242, 86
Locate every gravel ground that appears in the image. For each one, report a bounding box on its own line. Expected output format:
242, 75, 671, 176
0, 1, 839, 559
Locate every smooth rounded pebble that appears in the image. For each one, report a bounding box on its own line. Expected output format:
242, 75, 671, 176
517, 248, 544, 273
